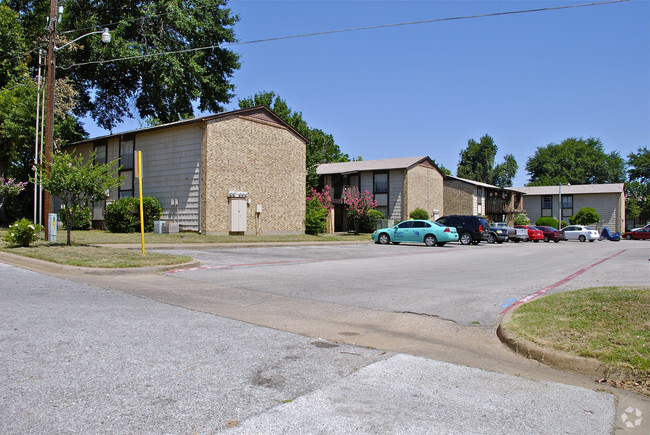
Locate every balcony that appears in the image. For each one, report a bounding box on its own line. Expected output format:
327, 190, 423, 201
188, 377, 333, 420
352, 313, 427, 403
331, 185, 358, 204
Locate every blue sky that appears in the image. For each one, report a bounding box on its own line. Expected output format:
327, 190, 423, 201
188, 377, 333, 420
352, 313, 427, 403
85, 0, 649, 187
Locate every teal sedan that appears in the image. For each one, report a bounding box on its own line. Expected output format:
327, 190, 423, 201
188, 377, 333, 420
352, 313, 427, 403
372, 220, 459, 246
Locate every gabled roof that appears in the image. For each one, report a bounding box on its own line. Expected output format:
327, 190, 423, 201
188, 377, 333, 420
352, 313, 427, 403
514, 183, 625, 195
317, 156, 438, 175
445, 175, 527, 194
65, 106, 309, 147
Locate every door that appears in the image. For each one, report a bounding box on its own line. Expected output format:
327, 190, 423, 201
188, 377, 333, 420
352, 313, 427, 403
230, 198, 247, 232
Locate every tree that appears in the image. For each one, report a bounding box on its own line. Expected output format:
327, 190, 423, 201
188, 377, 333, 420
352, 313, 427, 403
456, 134, 518, 187
343, 189, 377, 234
569, 207, 600, 226
10, 0, 241, 130
626, 147, 650, 223
36, 151, 123, 245
525, 137, 625, 186
627, 147, 650, 183
239, 91, 350, 189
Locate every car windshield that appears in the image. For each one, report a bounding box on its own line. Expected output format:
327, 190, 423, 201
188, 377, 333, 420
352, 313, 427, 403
433, 222, 446, 227
547, 227, 558, 231
585, 226, 595, 230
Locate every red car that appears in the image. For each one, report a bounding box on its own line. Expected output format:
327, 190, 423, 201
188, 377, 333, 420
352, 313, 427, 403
516, 225, 544, 242
622, 228, 650, 240
535, 226, 566, 243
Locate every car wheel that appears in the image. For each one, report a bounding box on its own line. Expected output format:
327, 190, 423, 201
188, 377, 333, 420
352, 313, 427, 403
533, 240, 539, 243
554, 240, 560, 243
436, 242, 446, 247
544, 236, 549, 243
589, 239, 595, 242
459, 233, 472, 245
513, 239, 520, 243
378, 233, 390, 245
579, 235, 586, 242
424, 234, 437, 246
487, 233, 496, 244
626, 234, 632, 240
392, 242, 400, 245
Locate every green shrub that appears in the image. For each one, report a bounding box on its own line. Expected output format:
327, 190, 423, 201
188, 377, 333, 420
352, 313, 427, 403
3, 218, 43, 247
409, 208, 429, 220
305, 197, 327, 235
358, 209, 385, 233
535, 216, 568, 229
105, 196, 162, 233
569, 207, 600, 226
513, 213, 530, 226
60, 205, 92, 230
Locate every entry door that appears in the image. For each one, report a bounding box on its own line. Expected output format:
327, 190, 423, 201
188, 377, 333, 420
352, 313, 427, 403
230, 198, 247, 232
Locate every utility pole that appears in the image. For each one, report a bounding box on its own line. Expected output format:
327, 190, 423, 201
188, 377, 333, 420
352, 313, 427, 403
43, 0, 57, 240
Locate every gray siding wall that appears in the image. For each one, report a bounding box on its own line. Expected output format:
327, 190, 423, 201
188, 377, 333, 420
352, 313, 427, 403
135, 124, 203, 231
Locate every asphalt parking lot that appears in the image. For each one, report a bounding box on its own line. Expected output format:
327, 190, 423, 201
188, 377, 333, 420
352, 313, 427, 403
158, 239, 649, 328
1, 239, 648, 433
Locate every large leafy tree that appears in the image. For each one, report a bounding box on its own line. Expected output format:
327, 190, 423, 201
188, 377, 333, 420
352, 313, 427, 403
10, 0, 241, 130
525, 137, 625, 186
456, 134, 518, 187
625, 147, 650, 223
238, 91, 350, 190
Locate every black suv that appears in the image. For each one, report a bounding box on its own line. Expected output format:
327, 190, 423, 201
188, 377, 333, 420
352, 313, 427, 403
436, 215, 490, 245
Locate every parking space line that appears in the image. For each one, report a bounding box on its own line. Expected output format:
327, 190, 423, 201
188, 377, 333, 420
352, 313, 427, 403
501, 249, 627, 314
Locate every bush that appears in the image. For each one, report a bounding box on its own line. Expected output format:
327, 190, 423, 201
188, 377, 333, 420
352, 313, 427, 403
357, 209, 385, 233
60, 205, 92, 230
570, 207, 600, 226
535, 216, 568, 229
305, 197, 327, 235
409, 208, 429, 220
513, 213, 530, 226
104, 197, 162, 233
3, 218, 43, 247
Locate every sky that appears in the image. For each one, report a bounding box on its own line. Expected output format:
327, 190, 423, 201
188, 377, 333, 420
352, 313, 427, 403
84, 0, 650, 187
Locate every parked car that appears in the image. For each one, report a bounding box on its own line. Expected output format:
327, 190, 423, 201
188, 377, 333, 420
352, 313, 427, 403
436, 215, 490, 245
622, 228, 650, 240
494, 222, 528, 243
561, 225, 599, 242
535, 226, 566, 243
372, 219, 459, 246
487, 225, 509, 244
516, 225, 544, 243
629, 223, 650, 232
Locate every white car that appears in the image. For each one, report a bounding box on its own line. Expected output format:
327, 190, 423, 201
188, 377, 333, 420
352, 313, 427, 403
561, 225, 599, 242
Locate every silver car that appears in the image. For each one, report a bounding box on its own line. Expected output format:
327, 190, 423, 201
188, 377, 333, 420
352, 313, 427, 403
561, 225, 599, 242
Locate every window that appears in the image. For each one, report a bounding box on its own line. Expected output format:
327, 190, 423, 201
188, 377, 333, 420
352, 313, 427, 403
541, 195, 553, 217
119, 135, 135, 197
397, 221, 413, 229
119, 170, 133, 197
120, 136, 134, 170
374, 172, 389, 218
561, 195, 573, 220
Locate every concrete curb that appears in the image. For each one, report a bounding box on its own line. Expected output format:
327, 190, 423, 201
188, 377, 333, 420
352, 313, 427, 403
0, 250, 201, 276
497, 305, 634, 382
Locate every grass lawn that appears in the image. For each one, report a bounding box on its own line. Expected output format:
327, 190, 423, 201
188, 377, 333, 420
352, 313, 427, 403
0, 229, 372, 268
507, 286, 650, 395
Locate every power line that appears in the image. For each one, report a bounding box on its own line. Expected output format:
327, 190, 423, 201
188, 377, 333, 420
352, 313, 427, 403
54, 0, 628, 70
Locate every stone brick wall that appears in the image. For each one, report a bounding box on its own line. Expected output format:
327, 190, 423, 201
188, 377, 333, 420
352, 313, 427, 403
443, 179, 475, 216
202, 114, 306, 235
405, 164, 444, 219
